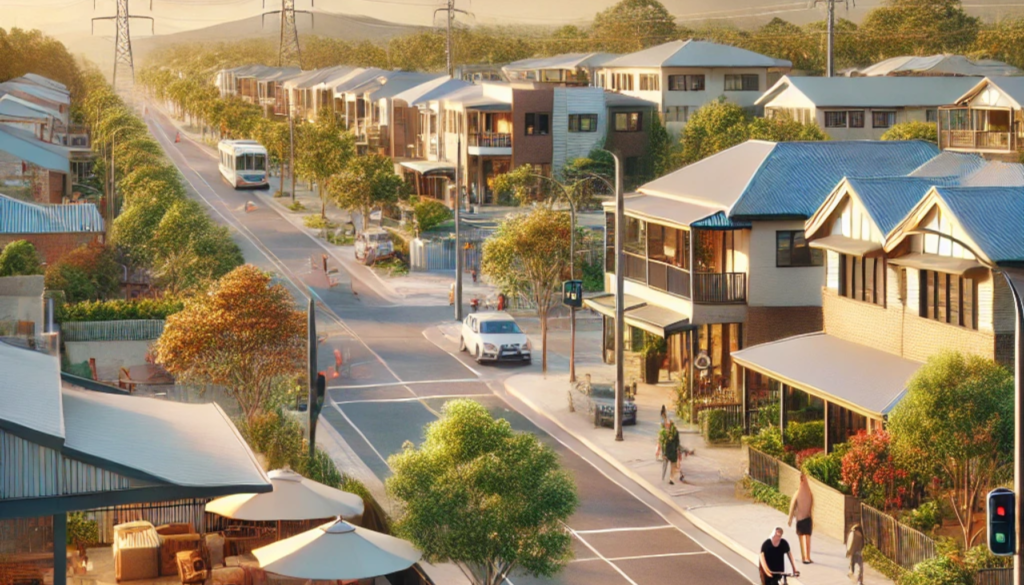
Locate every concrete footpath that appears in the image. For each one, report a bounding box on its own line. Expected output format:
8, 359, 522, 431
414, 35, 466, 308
501, 363, 889, 585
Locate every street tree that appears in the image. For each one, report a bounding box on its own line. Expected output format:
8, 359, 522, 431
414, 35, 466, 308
411, 197, 451, 236
481, 207, 572, 372
888, 351, 1013, 547
151, 199, 244, 293
254, 118, 290, 179
327, 154, 404, 231
44, 243, 121, 303
678, 99, 751, 166
881, 121, 938, 142
861, 0, 980, 58
155, 265, 306, 422
591, 0, 678, 53
0, 240, 42, 277
387, 399, 578, 585
296, 116, 356, 218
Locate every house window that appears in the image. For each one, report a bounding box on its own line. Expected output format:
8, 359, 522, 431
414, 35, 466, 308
838, 254, 886, 307
612, 73, 634, 91
926, 109, 938, 123
638, 74, 659, 91
776, 230, 823, 267
615, 112, 643, 132
524, 113, 550, 136
667, 74, 705, 91
849, 111, 865, 128
568, 114, 598, 132
665, 106, 689, 123
624, 216, 646, 256
647, 224, 690, 269
919, 270, 977, 330
872, 111, 896, 128
724, 74, 759, 91
824, 111, 848, 128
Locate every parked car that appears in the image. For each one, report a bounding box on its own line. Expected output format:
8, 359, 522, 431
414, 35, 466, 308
570, 380, 637, 427
459, 312, 532, 364
355, 228, 394, 264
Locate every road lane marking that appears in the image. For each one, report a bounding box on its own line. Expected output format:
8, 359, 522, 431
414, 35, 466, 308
329, 378, 479, 390
570, 551, 709, 563
564, 525, 641, 585
334, 394, 494, 405
330, 401, 392, 470
574, 526, 676, 534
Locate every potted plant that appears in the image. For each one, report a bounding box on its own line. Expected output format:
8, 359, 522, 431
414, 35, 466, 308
67, 512, 99, 570
639, 334, 666, 384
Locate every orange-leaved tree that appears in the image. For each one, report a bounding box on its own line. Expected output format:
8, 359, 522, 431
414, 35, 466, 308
155, 264, 306, 421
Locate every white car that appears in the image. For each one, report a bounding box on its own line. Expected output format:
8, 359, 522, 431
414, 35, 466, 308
459, 312, 532, 364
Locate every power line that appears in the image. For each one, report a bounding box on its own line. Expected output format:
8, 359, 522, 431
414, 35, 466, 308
93, 0, 155, 87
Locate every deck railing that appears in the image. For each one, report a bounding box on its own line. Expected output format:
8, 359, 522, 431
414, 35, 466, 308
647, 259, 690, 298
860, 503, 937, 571
746, 447, 779, 489
468, 133, 511, 148
693, 272, 746, 303
941, 129, 1013, 151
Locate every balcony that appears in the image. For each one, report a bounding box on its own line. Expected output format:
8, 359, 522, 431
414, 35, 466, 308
692, 272, 746, 304
938, 107, 1018, 153
619, 252, 691, 299
468, 133, 512, 156
940, 130, 1012, 152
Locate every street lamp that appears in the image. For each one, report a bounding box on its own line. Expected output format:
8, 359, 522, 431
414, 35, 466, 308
594, 148, 624, 442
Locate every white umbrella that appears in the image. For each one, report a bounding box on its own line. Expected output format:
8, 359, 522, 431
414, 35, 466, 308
252, 518, 422, 580
205, 469, 364, 520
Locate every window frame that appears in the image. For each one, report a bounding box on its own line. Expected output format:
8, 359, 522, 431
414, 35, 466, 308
724, 74, 760, 91
524, 112, 550, 136
614, 111, 643, 132
872, 110, 896, 129
667, 74, 705, 91
568, 113, 599, 133
918, 270, 978, 330
638, 73, 659, 91
824, 111, 848, 129
849, 110, 865, 128
776, 230, 824, 268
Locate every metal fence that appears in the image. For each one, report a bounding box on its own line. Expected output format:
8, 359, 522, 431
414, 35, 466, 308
976, 568, 1013, 585
409, 239, 483, 272
746, 447, 779, 489
860, 503, 937, 571
694, 403, 744, 436
60, 319, 165, 342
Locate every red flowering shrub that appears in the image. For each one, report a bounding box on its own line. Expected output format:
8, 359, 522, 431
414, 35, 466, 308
841, 430, 910, 510
794, 448, 824, 468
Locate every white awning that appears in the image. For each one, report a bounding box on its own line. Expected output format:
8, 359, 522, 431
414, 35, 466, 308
809, 235, 883, 257
584, 294, 691, 337
399, 160, 455, 177
888, 253, 986, 276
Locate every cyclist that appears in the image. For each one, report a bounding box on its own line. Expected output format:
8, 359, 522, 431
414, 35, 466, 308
759, 527, 800, 585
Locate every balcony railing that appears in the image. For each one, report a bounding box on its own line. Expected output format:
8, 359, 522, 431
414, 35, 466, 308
692, 272, 746, 303
624, 252, 646, 282
647, 259, 690, 298
940, 130, 1013, 152
468, 133, 511, 148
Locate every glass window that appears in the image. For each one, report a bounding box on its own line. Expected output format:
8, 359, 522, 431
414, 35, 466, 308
872, 111, 896, 128
926, 109, 938, 123
838, 253, 885, 306
236, 154, 245, 170
624, 217, 645, 255
849, 111, 865, 128
919, 270, 977, 330
254, 154, 266, 171
614, 112, 642, 132
480, 321, 522, 334
667, 74, 704, 91
568, 114, 598, 132
776, 230, 823, 267
638, 74, 659, 91
524, 113, 550, 136
724, 74, 759, 91
824, 111, 848, 128
665, 106, 689, 123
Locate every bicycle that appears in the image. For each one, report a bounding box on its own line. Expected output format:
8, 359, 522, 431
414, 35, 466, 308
769, 572, 799, 584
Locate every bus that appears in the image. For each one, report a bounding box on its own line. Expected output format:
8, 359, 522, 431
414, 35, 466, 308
218, 139, 269, 189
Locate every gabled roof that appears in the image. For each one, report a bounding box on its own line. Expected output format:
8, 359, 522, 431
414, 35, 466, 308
932, 186, 1024, 264
333, 68, 390, 95
503, 52, 619, 73
729, 141, 940, 219
0, 194, 104, 234
20, 74, 69, 93
0, 339, 64, 448
638, 140, 776, 209
287, 65, 358, 89
0, 123, 71, 173
757, 75, 978, 108
854, 54, 1020, 78
908, 151, 987, 179
0, 98, 52, 121
370, 73, 444, 101
602, 39, 790, 69
0, 80, 69, 106
0, 93, 61, 120
954, 76, 1024, 109
392, 77, 471, 106
845, 176, 950, 236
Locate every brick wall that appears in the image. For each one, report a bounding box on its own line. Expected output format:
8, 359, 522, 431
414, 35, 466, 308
902, 314, 995, 363
511, 88, 554, 167
745, 305, 822, 347
778, 460, 857, 542
822, 289, 903, 355
0, 232, 102, 265
995, 334, 1015, 370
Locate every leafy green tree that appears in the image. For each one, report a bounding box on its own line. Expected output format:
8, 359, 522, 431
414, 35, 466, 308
254, 118, 290, 179
411, 197, 452, 235
387, 399, 578, 585
748, 114, 829, 141
678, 100, 750, 165
482, 207, 572, 372
888, 352, 1013, 547
44, 243, 121, 303
646, 114, 676, 180
296, 116, 356, 218
591, 0, 679, 53
327, 154, 404, 231
881, 121, 938, 142
861, 0, 980, 59
0, 240, 42, 276
151, 199, 243, 293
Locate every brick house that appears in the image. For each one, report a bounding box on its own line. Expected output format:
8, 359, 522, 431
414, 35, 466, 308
0, 194, 104, 264
733, 153, 1024, 451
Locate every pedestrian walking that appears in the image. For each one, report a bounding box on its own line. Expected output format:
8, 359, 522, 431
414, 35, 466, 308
788, 473, 815, 564
497, 293, 506, 312
660, 405, 668, 425
759, 527, 799, 585
449, 283, 455, 306
655, 420, 681, 485
846, 523, 864, 584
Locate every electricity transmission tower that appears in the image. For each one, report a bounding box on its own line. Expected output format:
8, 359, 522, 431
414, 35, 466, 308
811, 0, 853, 77
92, 0, 154, 88
434, 0, 468, 78
262, 0, 314, 68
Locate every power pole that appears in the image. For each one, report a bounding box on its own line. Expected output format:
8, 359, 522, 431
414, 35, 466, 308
611, 152, 624, 442
454, 135, 463, 321
434, 0, 468, 79
261, 0, 314, 69
826, 0, 835, 77
92, 0, 154, 89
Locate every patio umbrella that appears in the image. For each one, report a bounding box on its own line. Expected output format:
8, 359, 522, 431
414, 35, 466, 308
252, 518, 422, 580
205, 469, 364, 521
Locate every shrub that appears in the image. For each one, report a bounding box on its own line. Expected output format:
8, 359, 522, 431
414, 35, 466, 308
672, 373, 691, 423
896, 554, 970, 585
794, 447, 823, 468
801, 448, 847, 493
287, 200, 306, 211
303, 215, 337, 230
698, 409, 739, 443
67, 512, 99, 547
0, 240, 42, 276
754, 402, 780, 433
581, 258, 604, 292
784, 420, 824, 452
44, 243, 121, 303
374, 257, 409, 276
842, 430, 911, 510
964, 543, 1012, 572
743, 477, 790, 513
411, 197, 451, 235
863, 544, 907, 582
56, 297, 184, 322
743, 425, 784, 459
902, 500, 943, 533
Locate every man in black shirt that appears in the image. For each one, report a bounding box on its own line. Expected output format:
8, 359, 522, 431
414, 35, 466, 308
760, 527, 799, 585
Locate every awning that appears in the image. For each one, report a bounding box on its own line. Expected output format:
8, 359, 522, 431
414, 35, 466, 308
399, 160, 455, 177
809, 234, 883, 256
603, 194, 725, 230
0, 122, 70, 174
732, 332, 923, 419
584, 293, 691, 337
888, 252, 986, 276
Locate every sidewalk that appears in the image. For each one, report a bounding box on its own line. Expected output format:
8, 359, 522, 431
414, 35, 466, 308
499, 359, 889, 585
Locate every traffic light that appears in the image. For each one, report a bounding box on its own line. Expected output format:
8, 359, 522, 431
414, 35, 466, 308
562, 280, 583, 308
987, 488, 1015, 556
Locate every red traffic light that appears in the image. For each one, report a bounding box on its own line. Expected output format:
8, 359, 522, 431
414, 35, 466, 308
998, 506, 1007, 517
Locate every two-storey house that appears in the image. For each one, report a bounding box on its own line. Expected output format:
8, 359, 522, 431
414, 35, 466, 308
595, 40, 791, 136
503, 53, 618, 85
585, 140, 941, 407
757, 76, 978, 140
938, 76, 1024, 159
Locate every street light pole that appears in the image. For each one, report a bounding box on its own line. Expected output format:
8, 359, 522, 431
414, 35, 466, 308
568, 196, 577, 383
289, 105, 296, 204
611, 152, 624, 442
454, 135, 463, 321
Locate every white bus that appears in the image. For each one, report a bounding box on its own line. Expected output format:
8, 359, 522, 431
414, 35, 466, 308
218, 139, 269, 189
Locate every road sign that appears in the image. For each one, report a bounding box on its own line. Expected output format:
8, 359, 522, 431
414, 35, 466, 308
562, 280, 583, 308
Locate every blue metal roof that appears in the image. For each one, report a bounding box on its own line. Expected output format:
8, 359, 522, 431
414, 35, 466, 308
729, 141, 940, 219
0, 194, 104, 234
690, 211, 752, 230
934, 186, 1024, 264
846, 176, 958, 236
908, 151, 987, 180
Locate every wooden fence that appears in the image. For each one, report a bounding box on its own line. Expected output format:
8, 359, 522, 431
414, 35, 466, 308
694, 403, 743, 442
860, 503, 937, 571
746, 447, 779, 489
976, 568, 1013, 585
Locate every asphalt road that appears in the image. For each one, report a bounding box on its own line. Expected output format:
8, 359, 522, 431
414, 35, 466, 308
145, 105, 759, 585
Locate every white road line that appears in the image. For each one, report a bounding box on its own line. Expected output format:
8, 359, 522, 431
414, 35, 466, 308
574, 525, 676, 534
420, 328, 483, 377
329, 378, 479, 390
329, 401, 392, 470
570, 551, 709, 563
565, 525, 641, 585
335, 394, 494, 405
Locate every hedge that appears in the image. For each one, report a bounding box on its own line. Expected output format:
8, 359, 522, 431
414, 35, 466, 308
56, 298, 185, 322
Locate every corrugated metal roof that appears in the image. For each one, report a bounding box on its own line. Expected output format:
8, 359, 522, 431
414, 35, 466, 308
690, 211, 752, 229
603, 40, 790, 69
730, 141, 940, 219
934, 186, 1024, 264
0, 340, 64, 447
392, 77, 471, 106
909, 151, 987, 179
371, 74, 444, 101
959, 161, 1024, 187
0, 194, 104, 234
758, 75, 978, 107
0, 123, 71, 173
847, 176, 952, 235
503, 52, 619, 73
854, 54, 1020, 77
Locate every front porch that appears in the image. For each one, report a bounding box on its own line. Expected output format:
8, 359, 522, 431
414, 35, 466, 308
938, 106, 1022, 153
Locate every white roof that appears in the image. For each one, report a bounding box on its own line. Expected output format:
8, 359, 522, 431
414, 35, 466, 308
637, 140, 776, 208
855, 54, 1021, 77
605, 194, 722, 228
503, 52, 618, 73
370, 73, 443, 101
757, 75, 979, 108
0, 81, 70, 106
440, 84, 512, 109
602, 40, 790, 69
0, 122, 71, 173
0, 99, 52, 121
0, 340, 64, 445
334, 69, 390, 95
392, 77, 471, 106
20, 74, 69, 93
0, 94, 60, 120
286, 66, 357, 90
62, 387, 270, 489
